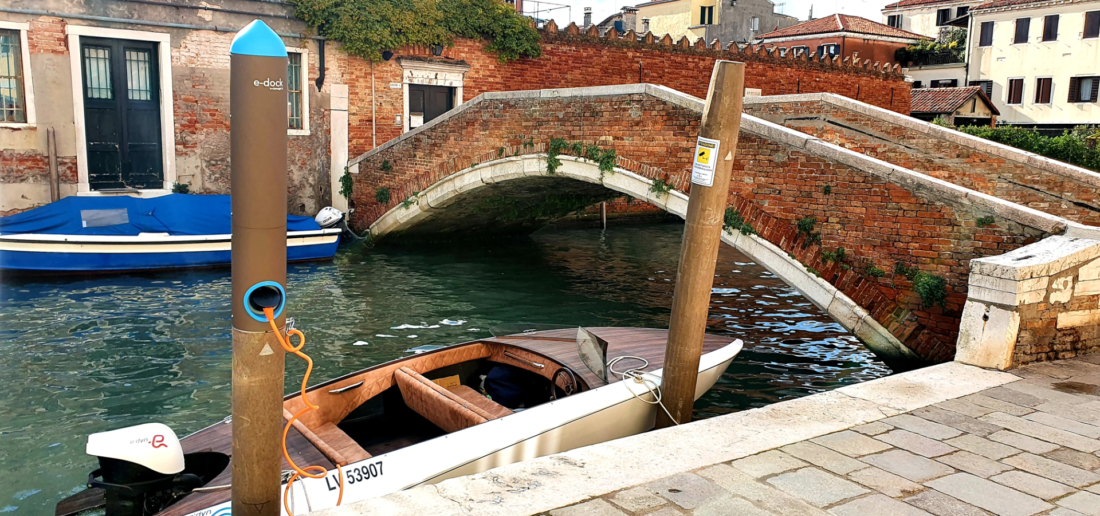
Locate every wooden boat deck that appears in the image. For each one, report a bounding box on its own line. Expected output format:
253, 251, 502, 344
58, 327, 735, 516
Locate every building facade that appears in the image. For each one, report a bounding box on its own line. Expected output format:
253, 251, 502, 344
967, 0, 1100, 131
882, 0, 979, 38
0, 0, 333, 216
910, 85, 999, 124
754, 14, 927, 66
634, 0, 795, 45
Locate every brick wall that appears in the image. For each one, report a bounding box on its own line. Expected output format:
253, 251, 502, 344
745, 99, 1100, 226
333, 27, 911, 158
346, 92, 1041, 361
27, 16, 66, 55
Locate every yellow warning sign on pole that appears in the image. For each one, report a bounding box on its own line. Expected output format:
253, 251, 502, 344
691, 136, 720, 187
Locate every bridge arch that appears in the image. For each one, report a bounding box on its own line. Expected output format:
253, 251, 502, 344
367, 153, 921, 365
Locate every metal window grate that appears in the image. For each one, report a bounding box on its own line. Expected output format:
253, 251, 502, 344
287, 52, 302, 130
0, 29, 25, 123
125, 49, 152, 100
84, 46, 113, 99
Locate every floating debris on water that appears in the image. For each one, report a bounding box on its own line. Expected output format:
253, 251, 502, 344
440, 319, 466, 326
48, 443, 60, 448
391, 323, 440, 329
408, 335, 418, 338
13, 490, 40, 501
352, 341, 369, 346
405, 344, 446, 354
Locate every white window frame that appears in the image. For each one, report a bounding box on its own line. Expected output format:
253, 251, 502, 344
286, 47, 310, 136
1007, 76, 1026, 105
399, 59, 469, 134
66, 25, 175, 194
0, 21, 37, 128
1034, 76, 1054, 105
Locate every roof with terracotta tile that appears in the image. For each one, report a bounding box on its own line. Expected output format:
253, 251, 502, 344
755, 14, 928, 41
883, 0, 966, 10
911, 86, 1000, 115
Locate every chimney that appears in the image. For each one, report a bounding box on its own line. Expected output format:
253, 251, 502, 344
622, 7, 638, 32
584, 7, 593, 28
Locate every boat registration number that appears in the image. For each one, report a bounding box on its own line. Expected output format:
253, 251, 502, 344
329, 460, 384, 489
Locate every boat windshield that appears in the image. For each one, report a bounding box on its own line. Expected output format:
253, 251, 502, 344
576, 327, 609, 383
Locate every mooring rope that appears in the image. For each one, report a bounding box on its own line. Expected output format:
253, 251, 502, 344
607, 356, 680, 426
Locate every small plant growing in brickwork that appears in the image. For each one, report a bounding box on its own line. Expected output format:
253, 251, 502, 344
571, 142, 584, 156
723, 208, 755, 235
546, 137, 568, 174
498, 147, 505, 158
867, 265, 886, 278
339, 166, 354, 201
840, 264, 852, 271
822, 246, 846, 263
401, 192, 420, 210
795, 217, 822, 248
823, 185, 832, 195
806, 266, 821, 277
650, 177, 672, 196
976, 216, 995, 228
375, 187, 391, 205
894, 262, 948, 308
380, 159, 392, 172
171, 182, 190, 194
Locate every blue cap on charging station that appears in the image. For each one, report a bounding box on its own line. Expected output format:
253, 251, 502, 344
230, 20, 288, 57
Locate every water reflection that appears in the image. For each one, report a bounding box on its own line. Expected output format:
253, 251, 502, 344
0, 222, 889, 513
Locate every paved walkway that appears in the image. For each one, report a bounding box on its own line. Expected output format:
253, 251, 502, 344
545, 357, 1100, 516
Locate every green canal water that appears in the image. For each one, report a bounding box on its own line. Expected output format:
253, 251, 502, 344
0, 222, 891, 514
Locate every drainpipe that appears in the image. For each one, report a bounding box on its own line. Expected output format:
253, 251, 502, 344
48, 128, 59, 202
371, 61, 377, 149
315, 38, 325, 90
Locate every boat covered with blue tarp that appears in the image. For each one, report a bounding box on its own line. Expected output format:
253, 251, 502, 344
0, 194, 341, 274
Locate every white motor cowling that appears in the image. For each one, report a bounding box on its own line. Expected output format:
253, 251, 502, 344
314, 206, 344, 228
87, 423, 184, 475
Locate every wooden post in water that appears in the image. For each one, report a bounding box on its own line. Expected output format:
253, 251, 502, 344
656, 61, 745, 428
229, 20, 288, 516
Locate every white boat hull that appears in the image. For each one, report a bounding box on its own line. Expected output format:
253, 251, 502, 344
184, 339, 742, 516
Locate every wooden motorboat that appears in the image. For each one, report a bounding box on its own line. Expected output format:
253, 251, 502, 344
58, 327, 741, 516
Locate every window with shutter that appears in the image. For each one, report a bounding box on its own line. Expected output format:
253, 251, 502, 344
970, 80, 993, 99
1034, 78, 1052, 104
1085, 11, 1100, 39
888, 15, 902, 29
1015, 18, 1030, 44
937, 9, 951, 26
1008, 78, 1024, 104
1069, 77, 1099, 103
980, 21, 994, 46
957, 6, 969, 17
1042, 15, 1058, 41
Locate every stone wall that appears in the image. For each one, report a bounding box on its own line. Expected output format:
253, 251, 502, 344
958, 236, 1100, 369
345, 85, 1070, 362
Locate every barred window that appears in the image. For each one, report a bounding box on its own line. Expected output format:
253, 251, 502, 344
287, 52, 303, 130
0, 29, 26, 123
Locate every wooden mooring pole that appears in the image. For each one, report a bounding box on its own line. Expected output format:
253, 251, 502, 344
229, 20, 288, 516
656, 61, 745, 428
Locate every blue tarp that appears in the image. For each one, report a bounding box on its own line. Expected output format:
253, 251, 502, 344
0, 194, 320, 236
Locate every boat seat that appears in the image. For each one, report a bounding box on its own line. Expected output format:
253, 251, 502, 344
449, 385, 513, 420
395, 367, 512, 433
284, 409, 372, 467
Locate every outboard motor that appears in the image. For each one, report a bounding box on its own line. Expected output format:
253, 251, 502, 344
314, 206, 344, 228
85, 423, 202, 516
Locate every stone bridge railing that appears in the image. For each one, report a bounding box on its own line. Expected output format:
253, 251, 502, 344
345, 84, 1100, 367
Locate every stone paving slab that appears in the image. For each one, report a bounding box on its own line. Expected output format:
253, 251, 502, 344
322, 357, 1100, 516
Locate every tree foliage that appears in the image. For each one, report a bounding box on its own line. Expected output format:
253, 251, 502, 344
952, 124, 1100, 172
292, 0, 542, 62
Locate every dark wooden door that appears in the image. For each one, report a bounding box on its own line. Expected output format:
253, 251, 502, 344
81, 37, 163, 190
408, 84, 454, 128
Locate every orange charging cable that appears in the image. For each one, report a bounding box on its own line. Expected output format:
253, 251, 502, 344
263, 307, 344, 514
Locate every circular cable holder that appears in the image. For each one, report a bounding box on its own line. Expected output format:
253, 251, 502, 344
243, 281, 286, 322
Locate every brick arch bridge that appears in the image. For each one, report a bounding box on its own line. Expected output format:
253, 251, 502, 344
346, 84, 1100, 369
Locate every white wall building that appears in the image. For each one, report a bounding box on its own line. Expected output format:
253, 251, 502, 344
882, 0, 978, 38
967, 0, 1100, 131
